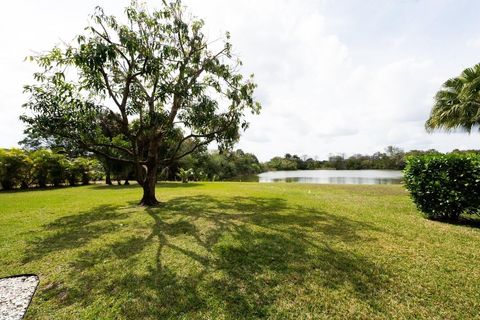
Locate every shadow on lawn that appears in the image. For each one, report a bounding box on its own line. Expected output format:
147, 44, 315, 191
431, 215, 480, 229
23, 205, 130, 263
26, 194, 392, 318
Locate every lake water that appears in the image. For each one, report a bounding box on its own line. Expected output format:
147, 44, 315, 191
258, 170, 403, 185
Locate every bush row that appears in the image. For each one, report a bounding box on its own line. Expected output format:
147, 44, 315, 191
0, 148, 104, 190
404, 152, 480, 220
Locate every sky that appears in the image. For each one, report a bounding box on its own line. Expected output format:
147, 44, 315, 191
1, 0, 480, 161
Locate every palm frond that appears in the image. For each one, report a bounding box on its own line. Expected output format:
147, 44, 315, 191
426, 63, 480, 133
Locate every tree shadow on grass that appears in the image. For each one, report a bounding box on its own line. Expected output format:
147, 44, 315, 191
26, 194, 393, 318
22, 205, 131, 263
430, 215, 480, 229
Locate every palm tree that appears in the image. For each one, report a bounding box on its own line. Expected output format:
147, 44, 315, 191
426, 63, 480, 132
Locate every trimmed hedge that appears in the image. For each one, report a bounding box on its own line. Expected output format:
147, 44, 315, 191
404, 153, 480, 220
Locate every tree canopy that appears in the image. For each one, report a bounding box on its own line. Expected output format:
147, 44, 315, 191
22, 0, 260, 205
426, 63, 480, 133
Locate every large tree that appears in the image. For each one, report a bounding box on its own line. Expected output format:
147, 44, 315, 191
22, 0, 260, 205
426, 63, 480, 133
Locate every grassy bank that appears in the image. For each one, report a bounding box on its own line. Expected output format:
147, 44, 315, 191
1, 182, 479, 319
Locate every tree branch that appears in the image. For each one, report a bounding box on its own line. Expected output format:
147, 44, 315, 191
90, 25, 131, 69
82, 143, 145, 165
94, 142, 134, 155
168, 47, 229, 124
164, 138, 213, 164
163, 116, 236, 164
99, 67, 122, 108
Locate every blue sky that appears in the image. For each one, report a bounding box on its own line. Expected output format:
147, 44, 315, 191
1, 0, 480, 161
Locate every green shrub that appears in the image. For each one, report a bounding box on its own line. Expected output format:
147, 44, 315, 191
30, 149, 67, 187
0, 148, 33, 190
177, 168, 193, 183
0, 148, 104, 190
404, 153, 480, 220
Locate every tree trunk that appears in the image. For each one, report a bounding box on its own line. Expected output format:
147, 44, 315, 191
38, 178, 47, 188
1, 180, 13, 190
105, 170, 112, 185
139, 163, 159, 206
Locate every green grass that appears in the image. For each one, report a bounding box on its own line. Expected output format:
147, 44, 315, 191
1, 182, 480, 319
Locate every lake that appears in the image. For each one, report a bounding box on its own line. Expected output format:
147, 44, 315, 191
258, 170, 403, 185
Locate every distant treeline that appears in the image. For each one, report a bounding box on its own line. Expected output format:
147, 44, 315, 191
265, 146, 407, 171
263, 147, 480, 171
2, 146, 479, 190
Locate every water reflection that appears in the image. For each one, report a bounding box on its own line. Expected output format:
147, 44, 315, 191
259, 170, 403, 185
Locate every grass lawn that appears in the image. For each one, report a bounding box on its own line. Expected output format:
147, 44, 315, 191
1, 182, 480, 319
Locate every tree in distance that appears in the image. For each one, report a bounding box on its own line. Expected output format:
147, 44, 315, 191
22, 0, 260, 205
